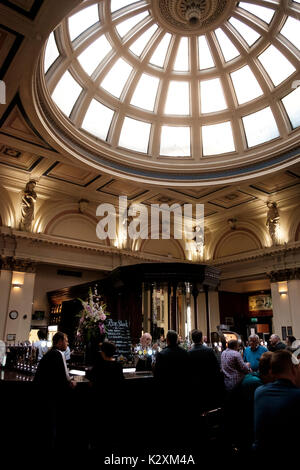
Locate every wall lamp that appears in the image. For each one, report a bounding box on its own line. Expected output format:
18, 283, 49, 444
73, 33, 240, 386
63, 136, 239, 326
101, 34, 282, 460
12, 283, 23, 289
278, 281, 288, 296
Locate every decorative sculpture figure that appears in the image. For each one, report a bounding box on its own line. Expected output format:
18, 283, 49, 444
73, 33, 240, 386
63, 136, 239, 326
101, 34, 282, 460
266, 201, 280, 245
227, 218, 237, 230
192, 224, 204, 258
20, 180, 37, 231
78, 199, 89, 213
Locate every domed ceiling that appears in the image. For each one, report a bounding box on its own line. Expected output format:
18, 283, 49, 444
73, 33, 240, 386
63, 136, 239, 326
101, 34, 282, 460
36, 0, 300, 185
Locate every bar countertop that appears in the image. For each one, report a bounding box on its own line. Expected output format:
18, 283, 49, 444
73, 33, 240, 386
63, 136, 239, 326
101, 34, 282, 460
0, 369, 34, 382
0, 368, 153, 382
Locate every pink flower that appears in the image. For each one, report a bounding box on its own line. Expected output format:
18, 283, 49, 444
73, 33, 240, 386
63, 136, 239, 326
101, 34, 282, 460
99, 313, 106, 321
99, 323, 105, 334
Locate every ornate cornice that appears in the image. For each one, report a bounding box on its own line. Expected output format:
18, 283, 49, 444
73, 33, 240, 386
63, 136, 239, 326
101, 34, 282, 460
267, 268, 300, 282
0, 256, 36, 272
0, 232, 17, 255
6, 228, 191, 265
210, 241, 300, 267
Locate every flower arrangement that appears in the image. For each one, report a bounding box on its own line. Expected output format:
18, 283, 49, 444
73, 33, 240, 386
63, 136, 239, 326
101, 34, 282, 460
77, 286, 109, 343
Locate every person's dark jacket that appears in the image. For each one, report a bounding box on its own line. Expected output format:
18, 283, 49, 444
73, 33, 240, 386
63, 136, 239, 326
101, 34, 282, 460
268, 341, 286, 352
188, 343, 224, 410
34, 348, 70, 395
87, 354, 124, 392
154, 345, 189, 385
254, 379, 300, 459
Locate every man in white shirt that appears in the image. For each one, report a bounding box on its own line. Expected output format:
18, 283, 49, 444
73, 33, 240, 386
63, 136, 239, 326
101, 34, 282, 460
34, 331, 76, 392
33, 329, 50, 361
33, 332, 76, 451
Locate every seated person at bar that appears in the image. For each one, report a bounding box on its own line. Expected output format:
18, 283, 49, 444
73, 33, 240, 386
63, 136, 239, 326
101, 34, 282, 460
33, 331, 76, 451
87, 341, 124, 389
33, 329, 49, 361
34, 331, 76, 393
87, 341, 124, 451
243, 334, 267, 371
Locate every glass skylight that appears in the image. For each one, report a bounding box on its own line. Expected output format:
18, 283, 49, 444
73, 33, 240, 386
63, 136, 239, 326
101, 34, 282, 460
258, 45, 295, 86
131, 74, 159, 111
242, 107, 279, 147
44, 2, 300, 169
149, 33, 171, 67
160, 126, 190, 156
231, 65, 263, 104
215, 28, 239, 61
115, 12, 148, 38
111, 0, 137, 13
78, 36, 112, 75
173, 37, 189, 71
229, 17, 260, 46
282, 87, 300, 129
200, 78, 227, 113
100, 58, 133, 97
164, 81, 189, 115
129, 24, 158, 56
52, 71, 82, 116
238, 2, 275, 24
202, 122, 235, 155
44, 32, 59, 73
82, 99, 114, 140
280, 16, 300, 51
198, 36, 215, 69
119, 117, 151, 153
68, 5, 99, 41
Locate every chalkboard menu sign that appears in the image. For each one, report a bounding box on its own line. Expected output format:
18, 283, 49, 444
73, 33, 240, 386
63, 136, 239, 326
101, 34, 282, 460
106, 319, 132, 357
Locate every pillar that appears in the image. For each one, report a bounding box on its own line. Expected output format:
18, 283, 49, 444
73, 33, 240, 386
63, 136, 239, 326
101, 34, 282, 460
3, 270, 36, 342
189, 290, 195, 333
208, 290, 220, 335
197, 292, 207, 338
171, 282, 178, 331
0, 269, 12, 340
162, 285, 168, 335
192, 285, 199, 329
288, 280, 300, 338
149, 283, 154, 334
167, 283, 171, 330
180, 286, 187, 339
271, 279, 300, 338
204, 286, 210, 341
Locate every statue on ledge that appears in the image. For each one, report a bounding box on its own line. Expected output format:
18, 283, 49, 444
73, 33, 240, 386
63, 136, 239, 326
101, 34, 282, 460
266, 201, 280, 245
20, 180, 37, 231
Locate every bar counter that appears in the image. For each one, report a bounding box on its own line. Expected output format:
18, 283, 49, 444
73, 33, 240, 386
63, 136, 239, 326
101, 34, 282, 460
0, 368, 153, 382
0, 366, 223, 460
